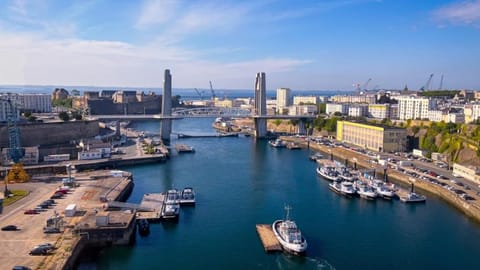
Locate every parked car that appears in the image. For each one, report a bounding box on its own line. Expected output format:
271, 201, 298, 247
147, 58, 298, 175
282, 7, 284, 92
34, 243, 55, 250
24, 209, 39, 215
1, 225, 18, 231
29, 246, 48, 256
43, 227, 60, 234
12, 266, 31, 270
50, 193, 63, 199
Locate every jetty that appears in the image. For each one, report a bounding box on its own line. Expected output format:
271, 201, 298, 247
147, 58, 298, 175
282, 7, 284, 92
256, 224, 282, 252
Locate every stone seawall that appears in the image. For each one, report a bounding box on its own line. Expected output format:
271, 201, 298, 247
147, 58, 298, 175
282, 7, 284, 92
0, 120, 100, 147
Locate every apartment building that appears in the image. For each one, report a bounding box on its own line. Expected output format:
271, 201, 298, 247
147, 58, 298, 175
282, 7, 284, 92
336, 121, 407, 152
396, 96, 435, 120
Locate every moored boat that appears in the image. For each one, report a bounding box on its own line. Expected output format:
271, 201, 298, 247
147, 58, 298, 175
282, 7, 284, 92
179, 187, 196, 205
400, 183, 426, 203
269, 139, 286, 148
137, 219, 150, 235
161, 189, 180, 221
340, 181, 356, 197
356, 182, 378, 200
329, 180, 342, 194
272, 205, 307, 255
316, 159, 339, 181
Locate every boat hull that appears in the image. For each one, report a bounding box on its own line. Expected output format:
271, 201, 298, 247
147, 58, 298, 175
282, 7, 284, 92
272, 220, 307, 255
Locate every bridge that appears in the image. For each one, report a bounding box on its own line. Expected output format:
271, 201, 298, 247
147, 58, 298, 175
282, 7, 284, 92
92, 70, 316, 140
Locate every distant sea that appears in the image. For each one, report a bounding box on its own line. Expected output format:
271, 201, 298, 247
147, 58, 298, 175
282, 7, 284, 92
0, 85, 351, 99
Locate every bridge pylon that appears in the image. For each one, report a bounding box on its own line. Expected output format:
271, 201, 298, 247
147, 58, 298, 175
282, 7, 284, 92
160, 69, 172, 141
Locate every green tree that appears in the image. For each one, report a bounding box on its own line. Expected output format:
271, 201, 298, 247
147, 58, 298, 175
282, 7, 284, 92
411, 126, 420, 136
59, 111, 70, 121
318, 103, 326, 114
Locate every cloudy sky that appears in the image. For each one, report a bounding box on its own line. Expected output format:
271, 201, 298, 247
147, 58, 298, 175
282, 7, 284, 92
0, 0, 479, 90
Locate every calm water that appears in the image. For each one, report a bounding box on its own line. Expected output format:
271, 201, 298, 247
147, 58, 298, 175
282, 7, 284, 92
78, 118, 480, 270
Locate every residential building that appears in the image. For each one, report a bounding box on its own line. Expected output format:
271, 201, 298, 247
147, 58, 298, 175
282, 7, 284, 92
293, 96, 318, 105
348, 104, 368, 117
336, 121, 407, 152
330, 94, 376, 104
326, 103, 349, 115
276, 88, 291, 113
428, 110, 465, 123
287, 105, 317, 116
464, 104, 480, 123
396, 96, 435, 120
368, 104, 390, 119
19, 94, 52, 113
453, 163, 480, 185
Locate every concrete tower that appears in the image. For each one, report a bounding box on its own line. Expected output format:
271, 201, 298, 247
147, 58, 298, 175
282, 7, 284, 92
254, 72, 267, 138
160, 69, 172, 141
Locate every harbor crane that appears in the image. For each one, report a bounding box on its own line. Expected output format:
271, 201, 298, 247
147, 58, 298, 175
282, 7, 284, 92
362, 78, 372, 91
0, 95, 30, 184
193, 88, 205, 100
209, 81, 216, 101
420, 73, 434, 91
438, 74, 444, 90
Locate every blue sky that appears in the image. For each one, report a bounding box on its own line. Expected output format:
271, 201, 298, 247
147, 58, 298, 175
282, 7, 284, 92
0, 0, 479, 90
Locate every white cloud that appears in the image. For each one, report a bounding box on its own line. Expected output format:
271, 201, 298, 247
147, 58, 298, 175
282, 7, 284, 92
0, 31, 312, 88
432, 0, 480, 26
136, 0, 179, 28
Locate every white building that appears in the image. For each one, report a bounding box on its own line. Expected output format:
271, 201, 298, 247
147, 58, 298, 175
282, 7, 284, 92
396, 96, 435, 120
287, 105, 317, 116
453, 163, 480, 185
368, 104, 390, 119
348, 105, 368, 117
276, 88, 291, 113
293, 96, 319, 105
19, 94, 52, 113
428, 110, 465, 123
326, 103, 349, 115
330, 95, 376, 104
464, 104, 480, 123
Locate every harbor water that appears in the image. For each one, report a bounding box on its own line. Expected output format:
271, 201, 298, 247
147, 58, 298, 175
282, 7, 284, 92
78, 118, 480, 270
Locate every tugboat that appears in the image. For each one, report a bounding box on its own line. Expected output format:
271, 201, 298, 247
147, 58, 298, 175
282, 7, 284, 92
272, 205, 307, 255
179, 187, 196, 206
137, 219, 150, 235
400, 183, 426, 203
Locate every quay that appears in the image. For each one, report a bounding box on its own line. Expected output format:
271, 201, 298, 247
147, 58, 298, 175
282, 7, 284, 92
136, 193, 165, 221
256, 224, 282, 252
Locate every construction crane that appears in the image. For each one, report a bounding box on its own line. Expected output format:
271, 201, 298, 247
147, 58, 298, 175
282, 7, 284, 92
438, 74, 444, 90
420, 73, 434, 91
1, 96, 30, 184
193, 88, 205, 100
209, 81, 216, 101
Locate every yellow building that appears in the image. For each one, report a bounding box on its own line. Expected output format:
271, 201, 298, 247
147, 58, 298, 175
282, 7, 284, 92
336, 121, 407, 152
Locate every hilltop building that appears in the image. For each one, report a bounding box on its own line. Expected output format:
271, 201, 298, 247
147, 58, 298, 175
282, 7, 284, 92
396, 95, 436, 120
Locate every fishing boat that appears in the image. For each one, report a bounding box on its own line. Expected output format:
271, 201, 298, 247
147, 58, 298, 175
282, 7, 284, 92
272, 205, 307, 255
316, 159, 339, 181
269, 139, 286, 148
340, 181, 356, 197
400, 183, 426, 203
161, 189, 180, 221
356, 182, 378, 200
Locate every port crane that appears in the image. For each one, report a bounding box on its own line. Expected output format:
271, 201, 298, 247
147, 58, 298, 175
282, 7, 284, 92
438, 74, 444, 90
209, 81, 216, 101
420, 73, 434, 91
193, 88, 205, 100
362, 78, 372, 91
1, 95, 30, 184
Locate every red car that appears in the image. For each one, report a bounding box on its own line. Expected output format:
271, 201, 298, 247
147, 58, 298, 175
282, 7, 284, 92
24, 209, 39, 215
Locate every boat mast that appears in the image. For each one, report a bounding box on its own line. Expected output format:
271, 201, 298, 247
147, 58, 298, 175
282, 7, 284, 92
284, 204, 292, 220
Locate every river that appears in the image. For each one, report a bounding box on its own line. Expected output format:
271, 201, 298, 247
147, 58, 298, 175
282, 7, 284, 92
78, 118, 480, 270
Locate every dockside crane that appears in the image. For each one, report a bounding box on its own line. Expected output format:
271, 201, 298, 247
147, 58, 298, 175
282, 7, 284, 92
420, 73, 434, 91
438, 74, 444, 90
209, 81, 216, 101
362, 78, 372, 91
0, 95, 30, 184
193, 88, 205, 100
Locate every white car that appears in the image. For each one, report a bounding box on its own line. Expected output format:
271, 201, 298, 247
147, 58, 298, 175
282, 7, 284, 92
34, 243, 55, 250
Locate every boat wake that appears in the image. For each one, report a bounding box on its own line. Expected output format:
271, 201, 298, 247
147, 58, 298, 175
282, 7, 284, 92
275, 254, 336, 270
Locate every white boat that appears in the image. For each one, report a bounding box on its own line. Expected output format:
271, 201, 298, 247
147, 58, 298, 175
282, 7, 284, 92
329, 180, 342, 194
161, 189, 180, 220
309, 153, 323, 161
316, 160, 340, 181
401, 183, 426, 203
337, 167, 356, 181
272, 206, 307, 255
356, 182, 377, 200
179, 187, 196, 205
269, 139, 286, 148
372, 180, 396, 200
340, 181, 356, 197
